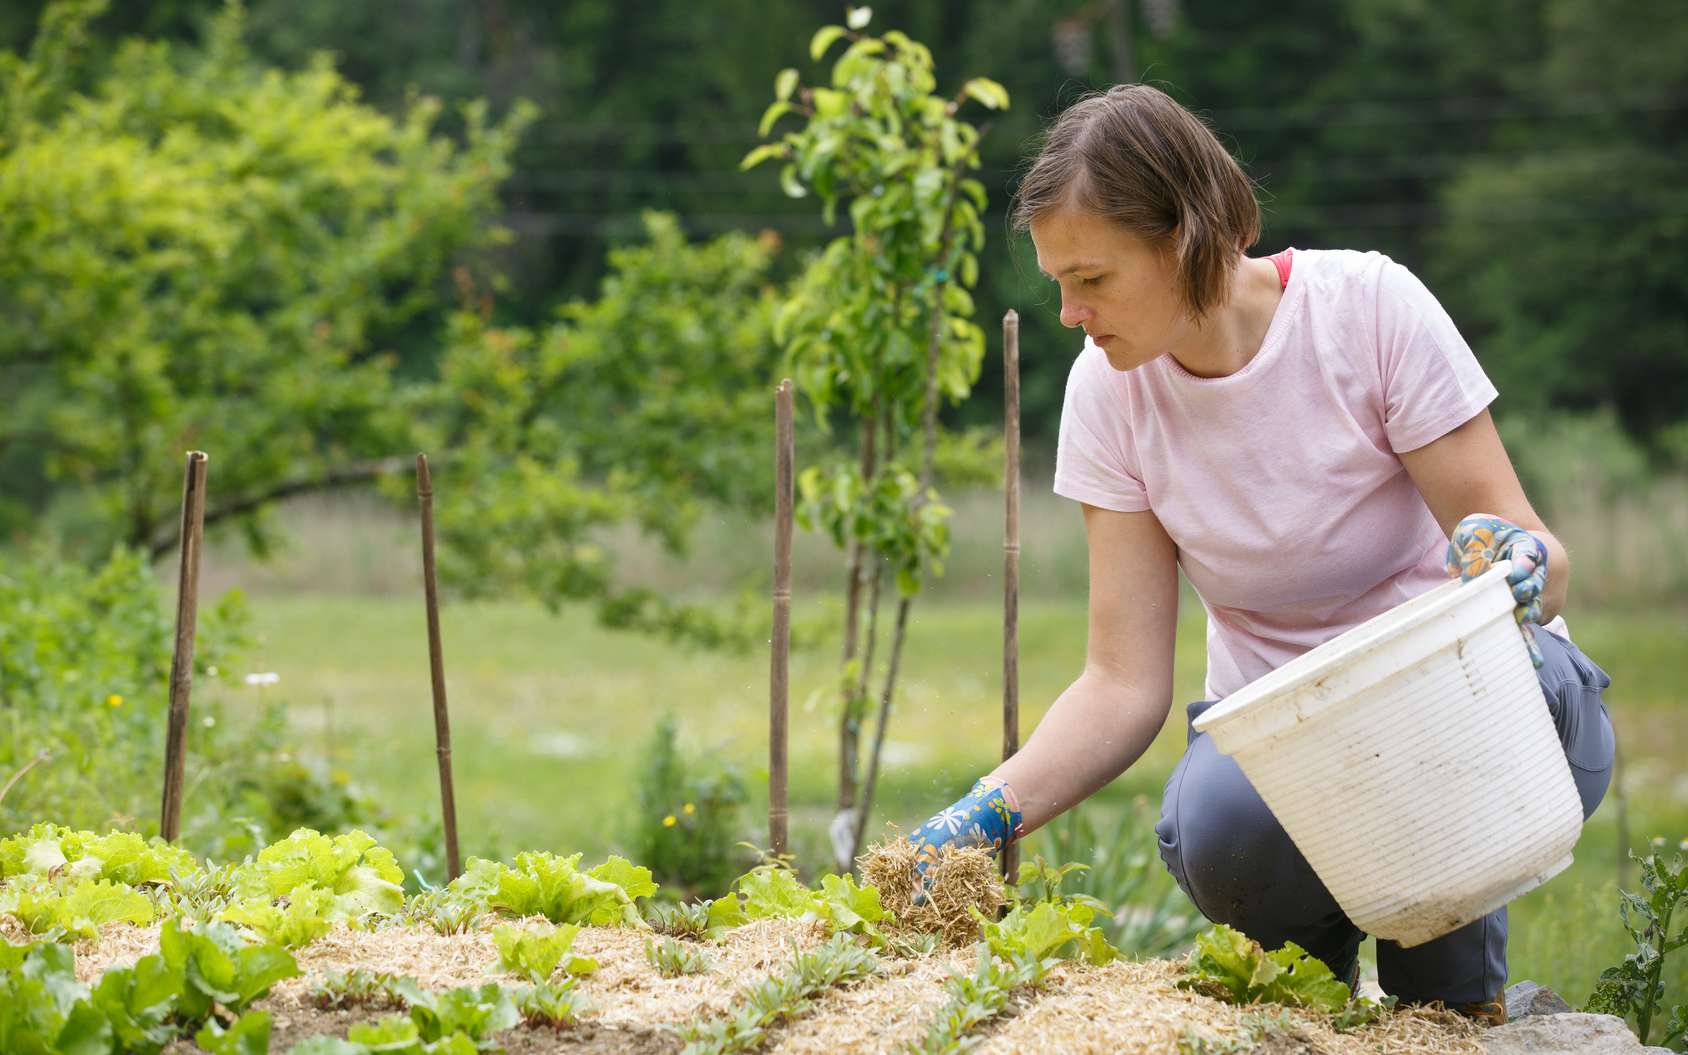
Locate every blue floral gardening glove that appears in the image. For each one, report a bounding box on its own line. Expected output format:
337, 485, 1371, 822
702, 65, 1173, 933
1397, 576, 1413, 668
1446, 513, 1549, 668
909, 777, 1024, 895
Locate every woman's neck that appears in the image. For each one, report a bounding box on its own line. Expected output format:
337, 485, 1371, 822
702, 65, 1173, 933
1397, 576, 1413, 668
1165, 256, 1283, 379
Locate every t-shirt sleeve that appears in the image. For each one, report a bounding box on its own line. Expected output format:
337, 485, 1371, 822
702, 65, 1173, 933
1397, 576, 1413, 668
1052, 345, 1149, 511
1373, 258, 1498, 453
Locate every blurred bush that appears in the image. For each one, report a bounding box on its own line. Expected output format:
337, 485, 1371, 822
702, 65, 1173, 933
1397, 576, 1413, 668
625, 712, 751, 899
0, 548, 396, 862
0, 0, 531, 556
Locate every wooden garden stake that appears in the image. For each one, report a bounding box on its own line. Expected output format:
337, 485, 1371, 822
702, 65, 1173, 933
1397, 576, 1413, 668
1002, 311, 1022, 881
416, 454, 462, 881
770, 379, 795, 858
160, 450, 208, 843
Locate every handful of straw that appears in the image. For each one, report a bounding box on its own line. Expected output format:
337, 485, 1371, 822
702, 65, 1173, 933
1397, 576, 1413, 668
858, 835, 1006, 946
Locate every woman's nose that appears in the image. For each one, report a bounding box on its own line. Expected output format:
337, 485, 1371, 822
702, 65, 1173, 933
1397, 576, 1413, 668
1059, 296, 1093, 329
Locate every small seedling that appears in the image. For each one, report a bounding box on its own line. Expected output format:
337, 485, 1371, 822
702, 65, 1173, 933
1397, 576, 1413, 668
885, 931, 940, 959
516, 979, 590, 1029
906, 945, 1042, 1054
647, 899, 714, 940
404, 889, 481, 935
645, 936, 711, 977
309, 966, 412, 1010
677, 935, 878, 1054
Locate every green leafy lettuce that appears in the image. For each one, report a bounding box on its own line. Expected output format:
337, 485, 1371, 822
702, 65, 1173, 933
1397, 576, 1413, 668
158, 918, 301, 1022
444, 852, 656, 927
0, 823, 199, 887
0, 940, 114, 1055
219, 883, 336, 948
230, 828, 405, 922
491, 923, 598, 982
1179, 924, 1350, 1011
0, 875, 155, 939
975, 899, 1118, 969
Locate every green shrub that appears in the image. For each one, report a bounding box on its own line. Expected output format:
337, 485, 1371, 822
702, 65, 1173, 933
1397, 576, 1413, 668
626, 713, 750, 898
0, 547, 388, 862
1585, 838, 1687, 1048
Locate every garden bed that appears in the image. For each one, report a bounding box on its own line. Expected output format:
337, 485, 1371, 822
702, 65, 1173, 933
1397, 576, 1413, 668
63, 919, 1485, 1054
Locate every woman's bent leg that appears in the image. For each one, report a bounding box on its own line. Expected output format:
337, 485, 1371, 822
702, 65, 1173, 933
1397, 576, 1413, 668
1156, 701, 1363, 982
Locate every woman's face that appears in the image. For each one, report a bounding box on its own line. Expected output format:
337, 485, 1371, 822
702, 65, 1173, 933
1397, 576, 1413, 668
1029, 204, 1185, 372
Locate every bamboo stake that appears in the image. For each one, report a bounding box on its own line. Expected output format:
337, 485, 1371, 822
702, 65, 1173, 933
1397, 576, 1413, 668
416, 454, 462, 881
770, 380, 795, 858
1002, 310, 1022, 881
160, 450, 208, 842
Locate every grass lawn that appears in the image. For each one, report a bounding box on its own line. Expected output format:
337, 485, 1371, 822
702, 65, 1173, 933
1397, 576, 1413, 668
224, 585, 1686, 1007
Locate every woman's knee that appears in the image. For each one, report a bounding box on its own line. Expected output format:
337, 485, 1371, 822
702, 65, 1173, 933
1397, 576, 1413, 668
1157, 733, 1332, 931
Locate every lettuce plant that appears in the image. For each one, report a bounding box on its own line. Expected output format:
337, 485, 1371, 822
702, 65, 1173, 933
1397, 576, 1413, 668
491, 922, 597, 982
444, 852, 656, 927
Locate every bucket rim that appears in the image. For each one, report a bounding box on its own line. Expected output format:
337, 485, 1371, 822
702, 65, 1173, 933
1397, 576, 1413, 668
1193, 559, 1516, 737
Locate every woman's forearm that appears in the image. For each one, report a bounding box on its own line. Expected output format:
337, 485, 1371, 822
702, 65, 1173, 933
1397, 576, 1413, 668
986, 670, 1171, 835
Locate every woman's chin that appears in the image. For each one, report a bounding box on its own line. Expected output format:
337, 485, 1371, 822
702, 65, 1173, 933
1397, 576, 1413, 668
1101, 344, 1151, 372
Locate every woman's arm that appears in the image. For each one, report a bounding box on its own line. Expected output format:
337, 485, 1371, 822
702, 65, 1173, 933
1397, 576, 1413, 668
1398, 408, 1571, 621
988, 502, 1181, 834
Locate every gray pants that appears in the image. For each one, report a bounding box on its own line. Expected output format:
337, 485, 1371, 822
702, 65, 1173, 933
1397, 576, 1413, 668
1155, 625, 1615, 1004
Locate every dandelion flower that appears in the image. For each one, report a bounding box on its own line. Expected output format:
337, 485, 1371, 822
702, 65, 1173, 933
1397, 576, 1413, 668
682, 803, 696, 815
105, 694, 123, 708
662, 815, 677, 828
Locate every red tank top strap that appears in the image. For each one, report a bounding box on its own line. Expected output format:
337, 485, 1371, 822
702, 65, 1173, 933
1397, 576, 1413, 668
1268, 248, 1294, 290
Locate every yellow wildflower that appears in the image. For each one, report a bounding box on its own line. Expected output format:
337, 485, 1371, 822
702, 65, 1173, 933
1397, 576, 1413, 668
106, 694, 123, 708
662, 815, 677, 827
682, 803, 696, 816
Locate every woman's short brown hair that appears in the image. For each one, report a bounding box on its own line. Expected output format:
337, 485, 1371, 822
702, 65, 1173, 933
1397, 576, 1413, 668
1012, 84, 1260, 320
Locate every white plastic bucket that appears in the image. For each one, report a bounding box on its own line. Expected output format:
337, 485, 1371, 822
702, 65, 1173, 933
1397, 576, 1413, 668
1191, 560, 1584, 947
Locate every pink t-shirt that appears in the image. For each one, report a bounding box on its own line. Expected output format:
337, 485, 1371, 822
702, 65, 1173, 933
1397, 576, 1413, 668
1053, 249, 1498, 699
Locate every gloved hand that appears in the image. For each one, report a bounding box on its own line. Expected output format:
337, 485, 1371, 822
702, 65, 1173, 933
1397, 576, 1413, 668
908, 776, 1024, 896
1445, 512, 1549, 668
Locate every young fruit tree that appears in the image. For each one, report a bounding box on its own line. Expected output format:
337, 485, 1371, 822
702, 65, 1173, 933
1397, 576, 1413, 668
744, 6, 1009, 872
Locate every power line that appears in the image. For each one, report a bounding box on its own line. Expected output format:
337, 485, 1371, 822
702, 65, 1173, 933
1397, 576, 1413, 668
516, 93, 1688, 146
504, 149, 1688, 194
503, 195, 1688, 238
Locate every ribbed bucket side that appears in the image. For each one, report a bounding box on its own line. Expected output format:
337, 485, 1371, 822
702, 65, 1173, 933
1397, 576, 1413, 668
1230, 609, 1583, 947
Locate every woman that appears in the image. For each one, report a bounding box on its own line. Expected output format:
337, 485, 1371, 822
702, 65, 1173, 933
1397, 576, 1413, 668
908, 84, 1615, 1023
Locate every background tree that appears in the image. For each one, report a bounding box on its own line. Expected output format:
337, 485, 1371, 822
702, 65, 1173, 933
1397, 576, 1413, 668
746, 8, 1007, 871
0, 0, 530, 551
4, 0, 1683, 462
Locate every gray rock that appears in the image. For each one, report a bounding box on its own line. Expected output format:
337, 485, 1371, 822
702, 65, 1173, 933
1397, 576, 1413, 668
1479, 1011, 1674, 1054
1504, 979, 1573, 1019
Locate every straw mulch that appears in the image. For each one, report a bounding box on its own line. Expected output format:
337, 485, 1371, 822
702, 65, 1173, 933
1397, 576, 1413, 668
770, 948, 969, 1054
63, 917, 1489, 1055
971, 959, 1486, 1055
859, 837, 1005, 946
